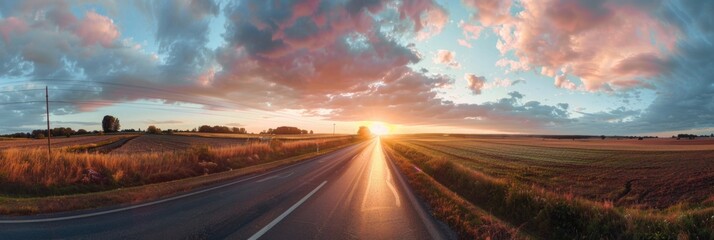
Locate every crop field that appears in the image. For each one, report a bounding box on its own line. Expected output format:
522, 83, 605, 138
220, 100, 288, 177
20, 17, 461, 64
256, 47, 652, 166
0, 135, 133, 150
390, 135, 714, 208
383, 135, 714, 238
111, 134, 250, 154
0, 136, 357, 197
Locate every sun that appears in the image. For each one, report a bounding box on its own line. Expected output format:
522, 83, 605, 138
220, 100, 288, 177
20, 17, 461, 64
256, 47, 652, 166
368, 122, 391, 136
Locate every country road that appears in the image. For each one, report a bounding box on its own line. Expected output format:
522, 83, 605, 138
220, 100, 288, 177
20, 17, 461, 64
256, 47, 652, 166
0, 138, 453, 239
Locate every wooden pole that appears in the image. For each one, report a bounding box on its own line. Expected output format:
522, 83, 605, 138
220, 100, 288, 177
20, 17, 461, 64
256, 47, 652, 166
45, 86, 51, 161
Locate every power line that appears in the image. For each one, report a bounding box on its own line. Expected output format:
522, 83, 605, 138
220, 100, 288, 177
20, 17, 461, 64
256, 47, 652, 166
45, 86, 52, 161
0, 99, 327, 128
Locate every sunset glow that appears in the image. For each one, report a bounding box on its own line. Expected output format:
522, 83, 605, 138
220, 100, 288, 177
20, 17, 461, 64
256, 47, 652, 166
0, 1, 713, 239
0, 0, 712, 137
368, 122, 391, 136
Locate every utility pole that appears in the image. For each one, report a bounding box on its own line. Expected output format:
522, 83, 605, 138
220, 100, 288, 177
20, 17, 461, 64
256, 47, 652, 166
45, 86, 51, 161
333, 123, 335, 135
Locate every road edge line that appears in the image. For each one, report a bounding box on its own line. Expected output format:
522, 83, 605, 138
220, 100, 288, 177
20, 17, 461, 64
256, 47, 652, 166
383, 143, 449, 240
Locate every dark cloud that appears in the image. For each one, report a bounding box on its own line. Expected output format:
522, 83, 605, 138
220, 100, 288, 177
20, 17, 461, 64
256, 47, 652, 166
1, 0, 713, 135
225, 122, 245, 127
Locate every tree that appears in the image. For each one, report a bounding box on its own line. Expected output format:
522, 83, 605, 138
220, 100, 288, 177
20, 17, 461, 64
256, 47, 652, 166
102, 115, 120, 132
600, 135, 606, 140
146, 125, 161, 134
77, 129, 88, 135
309, 130, 313, 134
357, 126, 372, 138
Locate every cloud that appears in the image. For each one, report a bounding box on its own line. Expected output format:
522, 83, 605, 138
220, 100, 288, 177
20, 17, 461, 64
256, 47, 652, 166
0, 1, 220, 132
554, 74, 577, 90
1, 0, 713, 136
413, 3, 448, 40
484, 77, 524, 89
457, 39, 472, 48
461, 0, 513, 26
74, 11, 120, 48
458, 20, 484, 39
492, 0, 677, 92
215, 0, 448, 98
434, 50, 460, 68
464, 74, 486, 94
144, 120, 183, 124
51, 121, 98, 126
455, 20, 483, 49
225, 122, 245, 127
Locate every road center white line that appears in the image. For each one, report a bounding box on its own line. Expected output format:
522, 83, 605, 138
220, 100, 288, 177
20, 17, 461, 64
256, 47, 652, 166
248, 180, 327, 240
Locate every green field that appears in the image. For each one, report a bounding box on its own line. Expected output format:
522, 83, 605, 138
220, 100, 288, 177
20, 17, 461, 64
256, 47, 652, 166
383, 135, 714, 239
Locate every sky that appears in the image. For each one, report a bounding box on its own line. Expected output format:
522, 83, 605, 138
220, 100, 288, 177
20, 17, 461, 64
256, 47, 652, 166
0, 0, 713, 136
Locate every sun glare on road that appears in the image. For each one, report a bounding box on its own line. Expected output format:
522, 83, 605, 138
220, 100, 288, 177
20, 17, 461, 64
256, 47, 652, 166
368, 122, 390, 136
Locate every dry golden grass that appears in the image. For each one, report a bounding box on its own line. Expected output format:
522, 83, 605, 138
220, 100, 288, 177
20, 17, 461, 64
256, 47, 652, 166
0, 135, 134, 150
0, 137, 355, 197
0, 140, 360, 215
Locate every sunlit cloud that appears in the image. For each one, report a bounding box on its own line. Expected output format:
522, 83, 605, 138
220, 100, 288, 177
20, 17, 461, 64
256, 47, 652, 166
0, 0, 712, 136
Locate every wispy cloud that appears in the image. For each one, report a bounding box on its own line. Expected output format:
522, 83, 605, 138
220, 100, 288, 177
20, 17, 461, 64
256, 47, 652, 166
144, 120, 183, 124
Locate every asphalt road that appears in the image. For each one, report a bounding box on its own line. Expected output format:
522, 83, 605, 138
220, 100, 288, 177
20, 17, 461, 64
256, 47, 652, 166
0, 138, 453, 239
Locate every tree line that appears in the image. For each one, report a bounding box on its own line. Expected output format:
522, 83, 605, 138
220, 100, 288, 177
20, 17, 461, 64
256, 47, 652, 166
260, 126, 313, 135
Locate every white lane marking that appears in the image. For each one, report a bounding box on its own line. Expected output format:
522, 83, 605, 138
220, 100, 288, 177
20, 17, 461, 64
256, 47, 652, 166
248, 181, 327, 240
255, 172, 294, 183
385, 168, 401, 207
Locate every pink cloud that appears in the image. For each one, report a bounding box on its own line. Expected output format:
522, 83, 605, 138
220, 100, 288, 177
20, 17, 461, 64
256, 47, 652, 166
73, 11, 120, 48
416, 6, 448, 40
462, 0, 513, 26
434, 50, 460, 68
554, 74, 577, 90
494, 0, 678, 91
457, 39, 472, 48
465, 73, 486, 94
400, 0, 448, 33
458, 20, 484, 39
0, 17, 28, 43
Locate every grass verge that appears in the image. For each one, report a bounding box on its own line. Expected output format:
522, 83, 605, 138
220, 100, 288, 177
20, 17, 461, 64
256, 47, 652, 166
383, 143, 527, 240
0, 141, 360, 215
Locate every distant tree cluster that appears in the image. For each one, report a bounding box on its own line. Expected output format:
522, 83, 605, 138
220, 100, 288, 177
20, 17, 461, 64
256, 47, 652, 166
673, 133, 713, 140
197, 125, 247, 134
357, 126, 372, 138
260, 126, 312, 135
0, 127, 92, 139
102, 115, 121, 133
